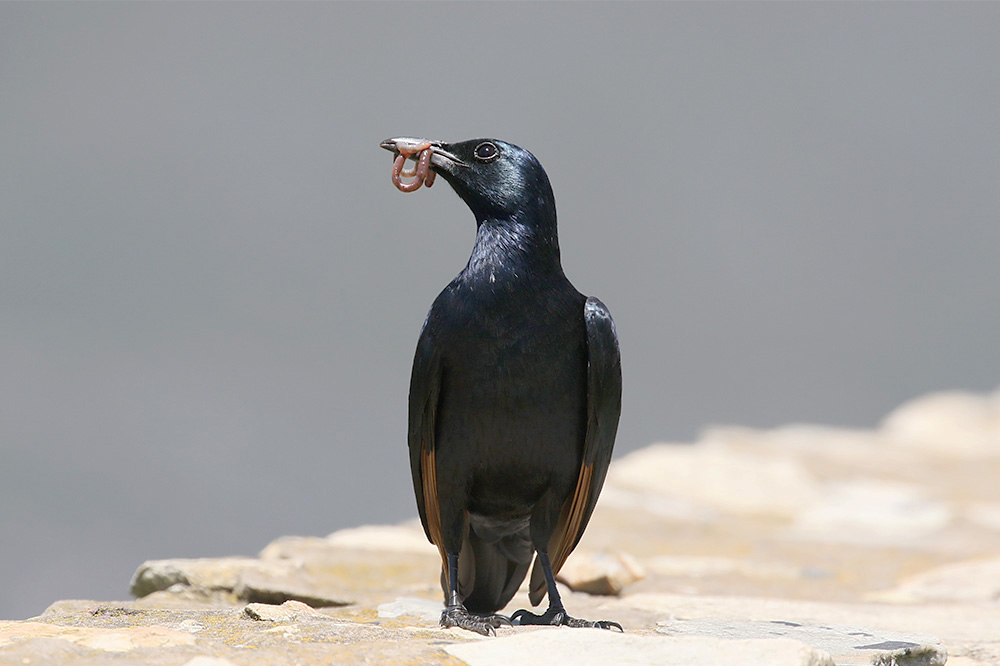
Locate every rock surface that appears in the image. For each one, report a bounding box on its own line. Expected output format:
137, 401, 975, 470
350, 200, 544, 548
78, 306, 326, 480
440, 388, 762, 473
556, 550, 647, 596
2, 389, 999, 665
445, 629, 837, 666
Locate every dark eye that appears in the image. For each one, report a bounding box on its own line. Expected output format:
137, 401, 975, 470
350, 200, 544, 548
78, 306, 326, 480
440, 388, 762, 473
474, 141, 499, 162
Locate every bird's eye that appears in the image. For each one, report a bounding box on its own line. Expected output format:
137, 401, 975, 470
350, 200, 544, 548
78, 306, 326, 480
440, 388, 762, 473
474, 142, 499, 162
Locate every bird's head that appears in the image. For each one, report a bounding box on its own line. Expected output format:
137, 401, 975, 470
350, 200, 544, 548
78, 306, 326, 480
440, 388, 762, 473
380, 137, 555, 223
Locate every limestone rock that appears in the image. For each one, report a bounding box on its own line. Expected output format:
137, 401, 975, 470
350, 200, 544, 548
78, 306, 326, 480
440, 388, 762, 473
324, 523, 436, 553
445, 630, 834, 666
376, 597, 443, 622
791, 480, 951, 543
614, 592, 1000, 658
556, 551, 646, 596
871, 644, 947, 666
259, 524, 437, 562
605, 442, 820, 517
232, 568, 351, 608
129, 557, 351, 608
702, 424, 882, 457
0, 620, 196, 652
7, 389, 1000, 665
129, 557, 300, 598
0, 637, 93, 663
868, 557, 1000, 603
242, 600, 326, 622
181, 658, 240, 666
657, 616, 943, 666
946, 658, 999, 666
644, 555, 800, 580
881, 390, 1000, 456
964, 502, 1000, 531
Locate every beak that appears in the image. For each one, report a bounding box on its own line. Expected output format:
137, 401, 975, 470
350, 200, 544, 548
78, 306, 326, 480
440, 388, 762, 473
380, 137, 468, 169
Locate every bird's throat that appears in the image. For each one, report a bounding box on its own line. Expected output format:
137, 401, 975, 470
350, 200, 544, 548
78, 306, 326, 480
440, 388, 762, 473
466, 218, 563, 282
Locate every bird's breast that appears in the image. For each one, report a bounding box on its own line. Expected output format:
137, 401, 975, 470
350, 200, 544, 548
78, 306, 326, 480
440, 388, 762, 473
428, 285, 589, 511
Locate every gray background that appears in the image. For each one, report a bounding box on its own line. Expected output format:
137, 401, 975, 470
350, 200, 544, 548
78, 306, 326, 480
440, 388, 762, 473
2, 3, 998, 620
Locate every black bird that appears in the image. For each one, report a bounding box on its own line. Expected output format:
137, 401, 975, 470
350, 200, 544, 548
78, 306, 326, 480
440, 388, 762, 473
381, 137, 622, 635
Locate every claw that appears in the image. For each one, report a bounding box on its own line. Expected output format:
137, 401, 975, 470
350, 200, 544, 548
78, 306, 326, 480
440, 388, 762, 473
487, 613, 513, 628
441, 606, 508, 636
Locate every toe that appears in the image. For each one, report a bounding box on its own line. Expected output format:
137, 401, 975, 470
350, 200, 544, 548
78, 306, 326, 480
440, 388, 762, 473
488, 614, 512, 628
510, 609, 533, 625
440, 607, 499, 636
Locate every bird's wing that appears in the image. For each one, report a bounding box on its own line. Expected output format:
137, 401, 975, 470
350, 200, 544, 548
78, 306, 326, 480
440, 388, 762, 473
531, 297, 622, 604
407, 318, 446, 560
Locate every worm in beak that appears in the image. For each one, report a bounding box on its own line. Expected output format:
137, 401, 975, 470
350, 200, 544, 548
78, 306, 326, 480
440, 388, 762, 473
388, 139, 437, 192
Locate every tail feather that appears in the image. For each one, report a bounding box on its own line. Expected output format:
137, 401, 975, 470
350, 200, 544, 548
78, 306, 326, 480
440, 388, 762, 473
445, 530, 530, 614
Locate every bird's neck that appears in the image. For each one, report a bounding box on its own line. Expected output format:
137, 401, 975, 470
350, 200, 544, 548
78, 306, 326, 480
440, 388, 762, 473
464, 210, 563, 281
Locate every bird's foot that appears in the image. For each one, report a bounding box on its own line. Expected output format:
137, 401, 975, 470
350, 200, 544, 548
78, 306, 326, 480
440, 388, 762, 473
440, 605, 511, 636
511, 607, 623, 631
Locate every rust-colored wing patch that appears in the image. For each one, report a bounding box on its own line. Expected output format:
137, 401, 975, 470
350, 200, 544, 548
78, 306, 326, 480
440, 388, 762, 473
421, 444, 446, 563
551, 462, 595, 570
529, 462, 595, 606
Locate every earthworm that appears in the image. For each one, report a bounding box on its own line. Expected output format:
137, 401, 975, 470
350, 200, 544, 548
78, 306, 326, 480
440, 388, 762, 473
392, 147, 436, 192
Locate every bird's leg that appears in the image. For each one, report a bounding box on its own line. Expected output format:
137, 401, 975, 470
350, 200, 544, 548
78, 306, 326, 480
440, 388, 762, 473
510, 552, 623, 631
439, 552, 511, 636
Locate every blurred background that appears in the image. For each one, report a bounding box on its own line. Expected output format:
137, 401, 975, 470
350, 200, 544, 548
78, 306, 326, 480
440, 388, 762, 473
1, 3, 998, 620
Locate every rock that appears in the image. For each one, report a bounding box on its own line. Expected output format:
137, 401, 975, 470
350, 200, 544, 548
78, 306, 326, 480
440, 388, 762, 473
129, 558, 301, 598
259, 524, 439, 562
604, 442, 821, 517
181, 658, 240, 666
2, 603, 450, 664
254, 530, 442, 610
0, 637, 95, 664
702, 424, 883, 458
242, 600, 326, 622
376, 597, 443, 622
643, 555, 800, 580
614, 592, 1000, 658
0, 620, 196, 652
657, 616, 943, 666
444, 630, 834, 666
232, 568, 351, 608
867, 557, 1000, 603
881, 390, 1000, 456
964, 502, 1000, 531
871, 644, 947, 666
556, 551, 646, 596
947, 657, 996, 666
133, 586, 224, 609
791, 480, 951, 543
129, 557, 351, 608
129, 561, 195, 598
89, 606, 144, 618
6, 389, 1000, 665
177, 619, 205, 633
595, 485, 713, 521
323, 523, 437, 554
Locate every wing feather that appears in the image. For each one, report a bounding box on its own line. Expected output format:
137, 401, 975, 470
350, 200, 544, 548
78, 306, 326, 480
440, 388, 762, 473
530, 296, 622, 605
408, 319, 446, 562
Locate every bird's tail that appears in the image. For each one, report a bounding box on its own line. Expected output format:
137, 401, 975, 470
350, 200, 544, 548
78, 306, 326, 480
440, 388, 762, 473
443, 529, 531, 614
